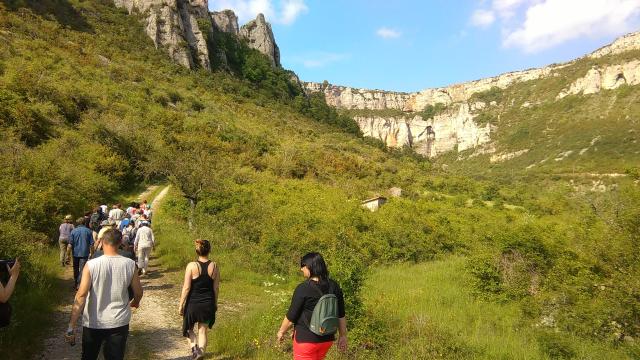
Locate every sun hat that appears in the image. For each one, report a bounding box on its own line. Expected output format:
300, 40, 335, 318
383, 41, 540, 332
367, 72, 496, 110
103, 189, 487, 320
64, 214, 73, 221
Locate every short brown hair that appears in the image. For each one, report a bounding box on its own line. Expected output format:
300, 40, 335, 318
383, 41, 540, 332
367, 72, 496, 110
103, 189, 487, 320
76, 217, 85, 226
101, 228, 121, 246
195, 239, 211, 256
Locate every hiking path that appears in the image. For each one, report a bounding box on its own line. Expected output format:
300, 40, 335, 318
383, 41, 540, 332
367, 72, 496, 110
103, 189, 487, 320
35, 185, 196, 360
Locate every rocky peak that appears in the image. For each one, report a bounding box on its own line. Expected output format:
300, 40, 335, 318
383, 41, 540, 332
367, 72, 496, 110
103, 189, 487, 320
210, 9, 239, 35
113, 0, 212, 71
239, 13, 281, 67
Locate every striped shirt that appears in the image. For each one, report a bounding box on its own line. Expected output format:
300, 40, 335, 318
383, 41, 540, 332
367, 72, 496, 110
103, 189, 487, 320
83, 255, 136, 329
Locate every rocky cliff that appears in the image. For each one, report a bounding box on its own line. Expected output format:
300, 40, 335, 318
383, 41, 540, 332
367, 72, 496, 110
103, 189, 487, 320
356, 103, 493, 158
303, 65, 562, 112
239, 14, 281, 67
113, 0, 212, 71
305, 31, 640, 158
211, 9, 239, 35
557, 60, 640, 98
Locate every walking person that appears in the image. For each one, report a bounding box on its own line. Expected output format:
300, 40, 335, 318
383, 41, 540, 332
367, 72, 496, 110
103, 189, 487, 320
66, 228, 143, 360
277, 252, 348, 360
69, 217, 94, 290
109, 204, 126, 228
59, 215, 75, 267
179, 239, 219, 360
133, 221, 154, 275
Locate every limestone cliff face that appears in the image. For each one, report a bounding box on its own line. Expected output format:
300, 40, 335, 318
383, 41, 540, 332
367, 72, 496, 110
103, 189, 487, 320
113, 0, 211, 71
240, 14, 280, 67
355, 104, 492, 158
306, 31, 640, 158
589, 32, 640, 59
304, 65, 560, 112
304, 82, 412, 111
557, 60, 640, 98
211, 9, 239, 35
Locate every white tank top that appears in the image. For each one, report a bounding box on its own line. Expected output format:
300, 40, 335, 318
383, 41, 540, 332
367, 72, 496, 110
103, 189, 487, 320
83, 255, 136, 329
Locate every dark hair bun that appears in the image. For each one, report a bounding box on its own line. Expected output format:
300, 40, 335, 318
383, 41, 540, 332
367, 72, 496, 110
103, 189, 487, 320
195, 239, 211, 256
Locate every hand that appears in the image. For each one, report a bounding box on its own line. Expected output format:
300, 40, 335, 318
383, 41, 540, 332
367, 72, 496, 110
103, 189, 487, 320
64, 327, 76, 346
8, 258, 20, 278
178, 305, 184, 316
129, 299, 140, 309
277, 330, 286, 343
338, 335, 347, 352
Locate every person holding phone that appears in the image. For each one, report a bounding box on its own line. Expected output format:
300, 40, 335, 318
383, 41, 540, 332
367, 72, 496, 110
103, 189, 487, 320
0, 259, 20, 303
0, 259, 20, 328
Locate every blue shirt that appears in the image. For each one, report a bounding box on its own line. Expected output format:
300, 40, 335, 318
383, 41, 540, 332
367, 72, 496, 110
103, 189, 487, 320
70, 225, 94, 258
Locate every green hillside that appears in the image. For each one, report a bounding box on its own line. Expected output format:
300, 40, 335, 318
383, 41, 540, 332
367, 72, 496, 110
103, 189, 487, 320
0, 1, 639, 359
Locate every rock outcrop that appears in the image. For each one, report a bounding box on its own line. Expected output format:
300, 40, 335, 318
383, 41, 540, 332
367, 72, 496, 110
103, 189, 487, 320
304, 65, 561, 112
240, 14, 280, 67
355, 104, 492, 158
304, 82, 413, 111
557, 60, 640, 98
211, 9, 239, 35
113, 0, 212, 71
589, 32, 640, 59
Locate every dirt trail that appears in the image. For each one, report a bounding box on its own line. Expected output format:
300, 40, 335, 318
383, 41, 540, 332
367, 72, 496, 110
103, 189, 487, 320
36, 185, 193, 360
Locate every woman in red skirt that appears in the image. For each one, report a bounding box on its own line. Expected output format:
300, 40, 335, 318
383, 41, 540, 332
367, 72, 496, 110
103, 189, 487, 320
277, 252, 348, 360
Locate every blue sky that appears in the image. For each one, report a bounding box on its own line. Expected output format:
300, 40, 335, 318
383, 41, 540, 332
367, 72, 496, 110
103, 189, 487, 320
210, 0, 640, 92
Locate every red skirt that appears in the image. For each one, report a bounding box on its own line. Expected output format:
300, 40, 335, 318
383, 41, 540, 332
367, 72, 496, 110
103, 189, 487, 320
293, 336, 333, 360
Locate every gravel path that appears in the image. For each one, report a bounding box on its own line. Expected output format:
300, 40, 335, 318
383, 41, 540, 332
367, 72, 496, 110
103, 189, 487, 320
35, 185, 191, 360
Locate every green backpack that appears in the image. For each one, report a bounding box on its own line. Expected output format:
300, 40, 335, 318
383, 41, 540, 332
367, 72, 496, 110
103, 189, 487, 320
307, 283, 339, 336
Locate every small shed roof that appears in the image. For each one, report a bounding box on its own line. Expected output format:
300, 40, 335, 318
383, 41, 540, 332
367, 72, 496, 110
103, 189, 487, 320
361, 196, 387, 204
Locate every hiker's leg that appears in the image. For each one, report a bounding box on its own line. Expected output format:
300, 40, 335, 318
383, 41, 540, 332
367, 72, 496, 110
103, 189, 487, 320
81, 327, 103, 360
197, 323, 208, 351
73, 257, 81, 286
102, 325, 128, 360
187, 328, 197, 348
144, 247, 151, 270
137, 248, 145, 269
66, 244, 72, 264
59, 239, 67, 265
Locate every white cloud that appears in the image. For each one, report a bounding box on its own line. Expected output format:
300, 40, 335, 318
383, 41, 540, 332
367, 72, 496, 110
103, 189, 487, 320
376, 27, 402, 39
503, 0, 640, 53
280, 0, 308, 25
290, 52, 350, 68
210, 0, 307, 25
470, 9, 496, 27
492, 0, 528, 18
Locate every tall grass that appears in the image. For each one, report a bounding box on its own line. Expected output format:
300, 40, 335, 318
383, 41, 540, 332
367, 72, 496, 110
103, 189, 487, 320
362, 257, 632, 359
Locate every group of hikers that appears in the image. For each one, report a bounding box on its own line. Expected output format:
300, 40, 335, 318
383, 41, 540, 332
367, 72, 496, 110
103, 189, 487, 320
55, 199, 348, 360
58, 201, 155, 290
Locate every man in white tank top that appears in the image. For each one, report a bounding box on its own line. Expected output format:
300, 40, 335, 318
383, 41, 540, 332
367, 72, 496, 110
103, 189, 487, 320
66, 228, 143, 360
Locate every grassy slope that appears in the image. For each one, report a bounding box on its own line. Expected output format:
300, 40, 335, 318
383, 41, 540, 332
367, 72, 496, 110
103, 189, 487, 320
364, 257, 632, 359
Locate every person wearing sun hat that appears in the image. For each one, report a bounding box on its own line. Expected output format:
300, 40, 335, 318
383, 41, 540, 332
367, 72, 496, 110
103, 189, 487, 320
59, 215, 75, 267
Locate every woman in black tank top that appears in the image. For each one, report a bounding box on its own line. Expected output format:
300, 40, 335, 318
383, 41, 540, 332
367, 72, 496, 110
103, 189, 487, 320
179, 240, 220, 360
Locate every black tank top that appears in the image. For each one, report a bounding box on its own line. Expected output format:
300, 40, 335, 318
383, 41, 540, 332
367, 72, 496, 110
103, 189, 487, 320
188, 260, 215, 304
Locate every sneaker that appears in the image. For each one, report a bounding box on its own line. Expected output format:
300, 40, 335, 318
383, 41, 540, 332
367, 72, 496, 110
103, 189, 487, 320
190, 346, 198, 360
142, 269, 146, 276
195, 347, 204, 360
